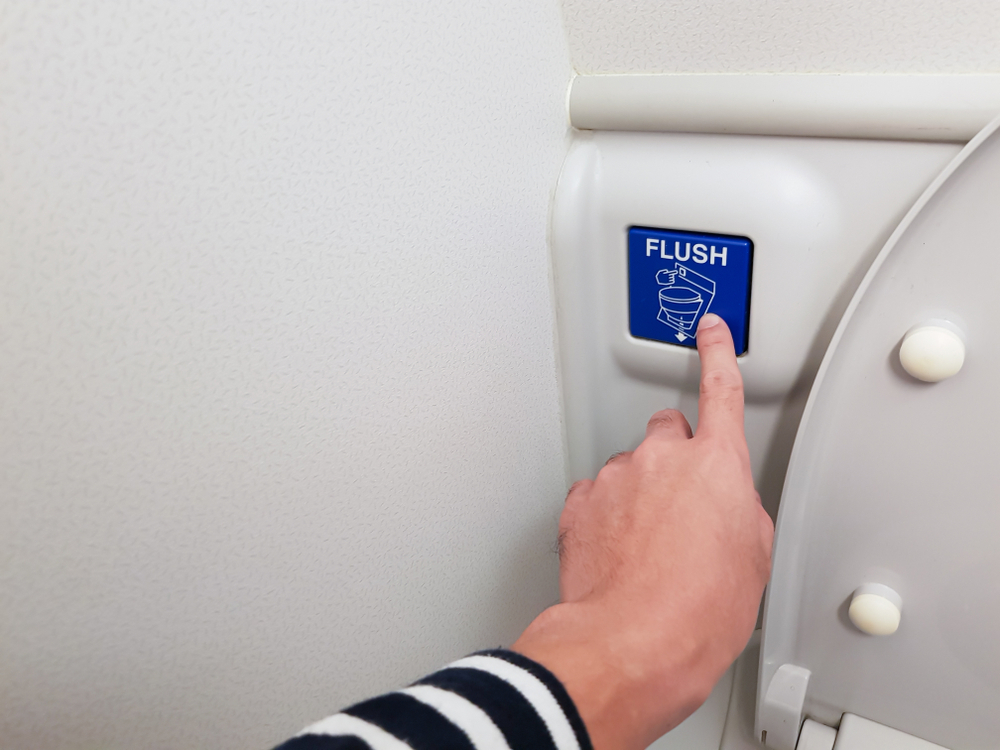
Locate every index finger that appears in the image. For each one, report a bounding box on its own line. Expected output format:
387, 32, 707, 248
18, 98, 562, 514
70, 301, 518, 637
695, 313, 745, 439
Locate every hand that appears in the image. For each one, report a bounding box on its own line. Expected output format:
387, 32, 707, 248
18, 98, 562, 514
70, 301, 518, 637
512, 314, 774, 750
655, 269, 678, 286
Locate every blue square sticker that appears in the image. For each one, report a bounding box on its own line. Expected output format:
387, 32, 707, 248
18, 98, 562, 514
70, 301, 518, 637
628, 227, 753, 354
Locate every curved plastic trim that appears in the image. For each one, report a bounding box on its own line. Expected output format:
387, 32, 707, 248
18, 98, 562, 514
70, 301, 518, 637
756, 111, 1000, 736
569, 75, 1000, 142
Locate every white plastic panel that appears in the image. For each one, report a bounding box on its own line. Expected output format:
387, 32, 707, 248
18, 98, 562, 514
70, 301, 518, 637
551, 132, 959, 518
649, 664, 735, 750
759, 118, 1000, 749
833, 715, 950, 750
798, 720, 837, 750
720, 632, 766, 750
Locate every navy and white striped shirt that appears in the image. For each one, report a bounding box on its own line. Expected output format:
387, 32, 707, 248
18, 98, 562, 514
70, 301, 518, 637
274, 650, 592, 750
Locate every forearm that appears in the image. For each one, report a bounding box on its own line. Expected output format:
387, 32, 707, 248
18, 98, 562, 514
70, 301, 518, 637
273, 649, 592, 750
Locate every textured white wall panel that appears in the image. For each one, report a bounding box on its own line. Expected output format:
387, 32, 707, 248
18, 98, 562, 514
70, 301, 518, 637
562, 0, 1000, 74
0, 2, 570, 748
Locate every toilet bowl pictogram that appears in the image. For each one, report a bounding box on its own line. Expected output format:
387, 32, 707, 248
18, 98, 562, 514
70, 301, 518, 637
655, 264, 717, 342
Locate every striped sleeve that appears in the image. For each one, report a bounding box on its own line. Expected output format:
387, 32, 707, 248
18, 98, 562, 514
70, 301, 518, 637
272, 649, 593, 750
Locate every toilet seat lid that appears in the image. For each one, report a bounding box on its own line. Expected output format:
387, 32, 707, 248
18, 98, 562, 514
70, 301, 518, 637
758, 115, 1000, 750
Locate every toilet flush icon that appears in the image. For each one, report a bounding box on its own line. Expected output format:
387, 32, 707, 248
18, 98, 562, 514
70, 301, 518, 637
655, 264, 717, 342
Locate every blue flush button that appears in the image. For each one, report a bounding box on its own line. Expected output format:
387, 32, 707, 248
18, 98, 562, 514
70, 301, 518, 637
628, 227, 753, 354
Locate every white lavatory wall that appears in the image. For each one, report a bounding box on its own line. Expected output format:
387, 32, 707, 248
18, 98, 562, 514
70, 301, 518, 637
1, 2, 571, 748
562, 0, 1000, 74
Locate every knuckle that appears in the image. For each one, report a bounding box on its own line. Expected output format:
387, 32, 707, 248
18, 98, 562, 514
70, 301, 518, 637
558, 503, 577, 538
595, 463, 620, 484
646, 418, 675, 435
646, 408, 683, 430
596, 453, 632, 482
631, 440, 665, 468
564, 479, 592, 505
700, 324, 728, 342
603, 450, 631, 466
700, 367, 743, 396
555, 529, 570, 561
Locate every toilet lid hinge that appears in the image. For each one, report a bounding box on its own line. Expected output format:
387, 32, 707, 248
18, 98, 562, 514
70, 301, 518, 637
758, 663, 811, 750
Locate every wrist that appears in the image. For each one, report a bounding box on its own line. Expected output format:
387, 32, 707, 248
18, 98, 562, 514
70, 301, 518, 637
512, 602, 713, 750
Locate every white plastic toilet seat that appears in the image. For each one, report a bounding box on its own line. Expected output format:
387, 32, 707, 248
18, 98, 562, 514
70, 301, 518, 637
756, 114, 1000, 750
